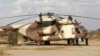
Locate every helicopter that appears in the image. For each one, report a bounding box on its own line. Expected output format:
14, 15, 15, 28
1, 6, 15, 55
0, 12, 100, 46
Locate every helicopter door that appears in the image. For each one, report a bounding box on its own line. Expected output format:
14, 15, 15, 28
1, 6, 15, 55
60, 25, 76, 39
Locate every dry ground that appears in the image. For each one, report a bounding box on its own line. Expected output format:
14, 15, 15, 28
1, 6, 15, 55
0, 39, 100, 56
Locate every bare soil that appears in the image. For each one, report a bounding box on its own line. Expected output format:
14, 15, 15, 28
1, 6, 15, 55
0, 36, 100, 56
0, 39, 99, 56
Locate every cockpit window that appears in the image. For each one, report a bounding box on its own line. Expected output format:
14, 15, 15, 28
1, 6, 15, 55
75, 28, 80, 34
80, 27, 86, 32
75, 27, 86, 34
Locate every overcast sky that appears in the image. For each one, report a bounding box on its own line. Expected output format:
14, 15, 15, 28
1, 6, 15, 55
0, 0, 100, 31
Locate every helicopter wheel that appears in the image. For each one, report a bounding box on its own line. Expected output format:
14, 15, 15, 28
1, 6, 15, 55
44, 41, 50, 45
85, 38, 88, 46
67, 39, 75, 45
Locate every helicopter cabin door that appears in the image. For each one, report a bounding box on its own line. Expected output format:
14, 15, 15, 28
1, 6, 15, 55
60, 24, 76, 39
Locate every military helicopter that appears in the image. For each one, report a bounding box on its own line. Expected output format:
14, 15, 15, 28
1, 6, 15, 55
0, 13, 100, 46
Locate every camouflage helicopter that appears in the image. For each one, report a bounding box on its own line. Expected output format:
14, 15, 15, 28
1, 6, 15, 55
0, 13, 100, 46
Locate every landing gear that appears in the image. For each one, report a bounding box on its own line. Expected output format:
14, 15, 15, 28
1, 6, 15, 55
67, 38, 88, 46
67, 39, 75, 45
44, 41, 50, 45
67, 39, 71, 45
36, 41, 50, 45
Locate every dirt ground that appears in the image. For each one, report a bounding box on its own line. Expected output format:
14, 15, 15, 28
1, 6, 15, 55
0, 39, 100, 56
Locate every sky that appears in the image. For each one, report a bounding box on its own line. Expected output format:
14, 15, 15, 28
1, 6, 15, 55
0, 0, 100, 31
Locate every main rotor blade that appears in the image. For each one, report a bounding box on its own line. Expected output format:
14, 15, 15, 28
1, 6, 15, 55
0, 14, 38, 19
57, 14, 100, 20
7, 16, 34, 25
